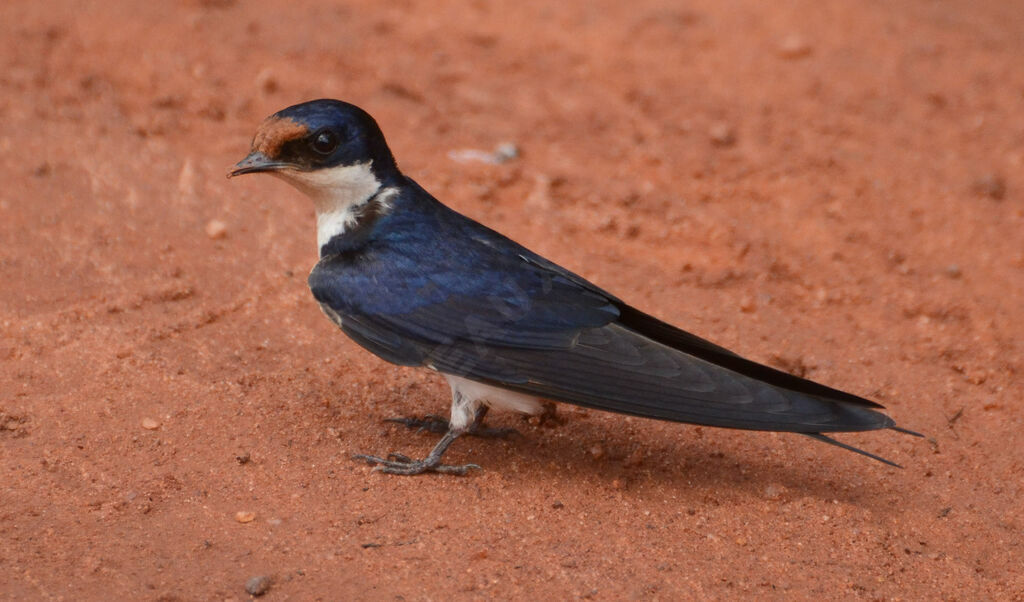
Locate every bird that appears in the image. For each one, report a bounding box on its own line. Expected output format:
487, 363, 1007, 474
229, 99, 921, 476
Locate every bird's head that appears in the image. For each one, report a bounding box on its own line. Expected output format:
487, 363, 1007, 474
229, 99, 398, 206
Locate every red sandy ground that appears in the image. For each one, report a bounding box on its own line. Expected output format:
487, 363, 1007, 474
2, 0, 1022, 599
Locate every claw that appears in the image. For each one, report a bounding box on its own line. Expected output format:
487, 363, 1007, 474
430, 462, 480, 476
353, 453, 389, 465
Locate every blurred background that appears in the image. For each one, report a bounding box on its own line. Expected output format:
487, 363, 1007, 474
1, 0, 1022, 598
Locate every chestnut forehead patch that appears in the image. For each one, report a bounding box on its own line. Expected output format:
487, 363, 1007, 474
252, 116, 309, 158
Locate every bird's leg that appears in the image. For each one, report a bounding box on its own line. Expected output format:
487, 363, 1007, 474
466, 406, 519, 438
385, 406, 518, 439
356, 388, 522, 475
353, 427, 479, 475
355, 388, 482, 475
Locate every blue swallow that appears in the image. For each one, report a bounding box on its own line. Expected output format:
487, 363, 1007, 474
230, 99, 920, 475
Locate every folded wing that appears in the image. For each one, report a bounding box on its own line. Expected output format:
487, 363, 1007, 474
311, 248, 894, 434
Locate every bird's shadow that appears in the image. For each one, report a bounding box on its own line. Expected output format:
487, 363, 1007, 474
403, 412, 913, 512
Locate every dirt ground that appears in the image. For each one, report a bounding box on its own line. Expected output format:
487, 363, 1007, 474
2, 0, 1022, 599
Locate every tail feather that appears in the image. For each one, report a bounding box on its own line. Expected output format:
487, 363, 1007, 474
802, 432, 903, 468
889, 425, 924, 438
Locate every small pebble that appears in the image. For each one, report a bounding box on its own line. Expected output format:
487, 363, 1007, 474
764, 484, 786, 500
971, 174, 1006, 200
739, 296, 757, 313
709, 122, 736, 147
779, 35, 812, 59
255, 67, 278, 94
177, 158, 196, 196
245, 575, 271, 597
492, 142, 520, 163
552, 500, 564, 509
206, 219, 228, 239
235, 511, 256, 523
447, 142, 520, 165
588, 444, 605, 460
945, 264, 962, 279
141, 418, 160, 430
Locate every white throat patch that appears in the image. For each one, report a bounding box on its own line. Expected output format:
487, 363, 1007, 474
271, 161, 394, 251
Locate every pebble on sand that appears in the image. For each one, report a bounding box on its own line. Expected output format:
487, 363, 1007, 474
255, 67, 278, 94
779, 35, 812, 59
709, 122, 737, 147
971, 174, 1006, 200
235, 511, 256, 523
141, 418, 160, 430
447, 142, 520, 165
205, 219, 228, 239
245, 575, 272, 596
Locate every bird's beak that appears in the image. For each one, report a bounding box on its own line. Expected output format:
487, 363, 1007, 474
228, 152, 291, 178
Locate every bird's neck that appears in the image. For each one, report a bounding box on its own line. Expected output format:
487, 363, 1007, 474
315, 186, 397, 256
273, 161, 397, 255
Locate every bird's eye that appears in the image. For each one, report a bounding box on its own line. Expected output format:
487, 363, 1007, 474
310, 130, 339, 155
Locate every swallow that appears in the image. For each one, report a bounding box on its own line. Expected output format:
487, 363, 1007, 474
229, 99, 921, 476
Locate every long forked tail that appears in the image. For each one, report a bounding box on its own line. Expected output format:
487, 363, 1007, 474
803, 427, 924, 468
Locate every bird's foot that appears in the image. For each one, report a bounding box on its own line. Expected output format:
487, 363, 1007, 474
352, 452, 480, 476
385, 415, 518, 439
